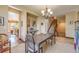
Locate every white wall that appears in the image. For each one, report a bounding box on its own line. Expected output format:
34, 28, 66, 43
36, 17, 49, 34
65, 11, 77, 38
20, 10, 27, 41
0, 5, 8, 34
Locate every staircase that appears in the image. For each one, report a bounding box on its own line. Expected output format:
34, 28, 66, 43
47, 18, 57, 36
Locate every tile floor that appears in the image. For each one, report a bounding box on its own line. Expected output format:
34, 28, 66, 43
10, 37, 75, 53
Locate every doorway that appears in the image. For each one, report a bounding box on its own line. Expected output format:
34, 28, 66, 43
57, 16, 65, 37
8, 8, 21, 47
27, 13, 37, 33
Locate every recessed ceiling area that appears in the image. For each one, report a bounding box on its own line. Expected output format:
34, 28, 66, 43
24, 5, 79, 16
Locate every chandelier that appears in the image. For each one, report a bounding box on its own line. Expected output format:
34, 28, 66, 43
41, 6, 53, 19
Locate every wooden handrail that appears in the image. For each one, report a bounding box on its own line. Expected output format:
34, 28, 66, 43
47, 20, 54, 33
47, 19, 57, 33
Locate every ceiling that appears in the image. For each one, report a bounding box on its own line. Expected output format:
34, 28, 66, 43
24, 5, 79, 16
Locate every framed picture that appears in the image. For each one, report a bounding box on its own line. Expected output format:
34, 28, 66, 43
0, 16, 4, 26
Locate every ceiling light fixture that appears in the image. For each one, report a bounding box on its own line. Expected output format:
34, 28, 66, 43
41, 6, 53, 19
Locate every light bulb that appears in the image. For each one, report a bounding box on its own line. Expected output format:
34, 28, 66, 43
41, 10, 44, 14
42, 13, 45, 16
48, 9, 51, 12
50, 11, 53, 14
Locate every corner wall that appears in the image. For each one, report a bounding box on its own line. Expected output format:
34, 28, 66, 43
65, 11, 77, 38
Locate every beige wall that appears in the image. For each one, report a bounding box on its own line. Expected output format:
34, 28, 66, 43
65, 11, 77, 38
57, 16, 65, 37
0, 5, 8, 34
56, 11, 79, 38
